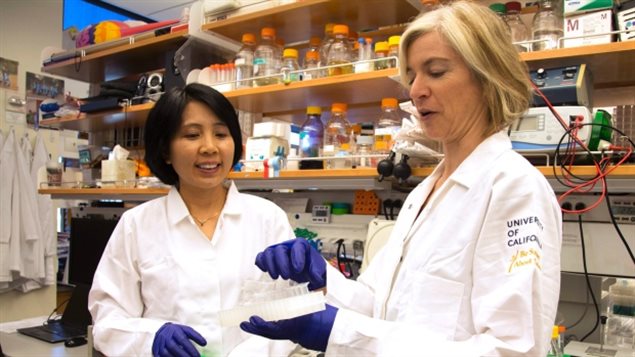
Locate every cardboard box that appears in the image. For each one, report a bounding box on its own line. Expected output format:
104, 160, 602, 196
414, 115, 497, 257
101, 160, 136, 187
565, 0, 613, 15
564, 9, 613, 47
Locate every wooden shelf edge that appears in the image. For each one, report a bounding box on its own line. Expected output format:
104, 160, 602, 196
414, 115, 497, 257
41, 30, 188, 72
520, 41, 635, 62
202, 0, 329, 30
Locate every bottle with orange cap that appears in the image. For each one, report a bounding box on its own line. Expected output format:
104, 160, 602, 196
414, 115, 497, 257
280, 48, 300, 83
324, 102, 353, 169
299, 106, 325, 170
326, 24, 354, 76
303, 50, 320, 80
234, 32, 256, 88
374, 97, 402, 155
253, 27, 279, 86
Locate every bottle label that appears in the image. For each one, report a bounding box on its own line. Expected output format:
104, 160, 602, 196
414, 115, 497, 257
235, 58, 246, 66
253, 58, 266, 65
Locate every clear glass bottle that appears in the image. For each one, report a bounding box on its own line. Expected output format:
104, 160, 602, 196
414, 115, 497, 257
319, 23, 335, 75
253, 27, 279, 86
299, 106, 325, 170
303, 50, 320, 80
387, 35, 400, 68
505, 1, 530, 52
373, 41, 390, 70
489, 3, 510, 33
308, 36, 321, 64
326, 24, 354, 76
234, 32, 256, 88
281, 48, 300, 83
531, 0, 563, 51
374, 97, 402, 154
324, 102, 352, 169
274, 37, 285, 74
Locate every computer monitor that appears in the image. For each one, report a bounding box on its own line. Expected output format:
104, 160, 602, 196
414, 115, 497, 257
68, 217, 119, 286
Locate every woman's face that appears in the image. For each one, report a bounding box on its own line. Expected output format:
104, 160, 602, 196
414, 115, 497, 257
406, 31, 488, 145
168, 100, 235, 195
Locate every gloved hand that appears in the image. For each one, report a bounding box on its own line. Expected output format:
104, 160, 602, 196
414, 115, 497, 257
152, 322, 207, 357
240, 304, 338, 352
255, 238, 326, 290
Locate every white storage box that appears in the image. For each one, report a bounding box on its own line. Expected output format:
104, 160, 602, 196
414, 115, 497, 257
564, 9, 613, 47
252, 121, 291, 139
244, 136, 289, 172
565, 0, 613, 15
617, 5, 635, 41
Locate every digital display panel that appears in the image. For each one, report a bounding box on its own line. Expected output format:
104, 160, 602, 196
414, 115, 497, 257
613, 205, 635, 216
513, 114, 542, 132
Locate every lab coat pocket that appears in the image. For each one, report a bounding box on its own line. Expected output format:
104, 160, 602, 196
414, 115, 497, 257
406, 273, 464, 339
138, 255, 177, 303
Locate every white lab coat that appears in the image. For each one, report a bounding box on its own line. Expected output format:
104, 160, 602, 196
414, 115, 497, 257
89, 181, 297, 356
0, 130, 17, 285
16, 134, 45, 292
325, 131, 562, 356
31, 134, 56, 286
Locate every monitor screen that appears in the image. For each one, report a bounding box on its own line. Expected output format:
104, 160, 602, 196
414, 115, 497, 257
68, 217, 119, 286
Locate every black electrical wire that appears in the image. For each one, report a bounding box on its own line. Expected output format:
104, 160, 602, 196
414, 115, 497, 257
578, 215, 601, 342
605, 193, 635, 265
382, 199, 392, 221
553, 123, 635, 188
335, 239, 353, 278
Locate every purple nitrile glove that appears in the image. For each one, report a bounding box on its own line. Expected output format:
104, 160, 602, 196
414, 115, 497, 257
152, 322, 207, 357
255, 238, 326, 290
240, 304, 338, 352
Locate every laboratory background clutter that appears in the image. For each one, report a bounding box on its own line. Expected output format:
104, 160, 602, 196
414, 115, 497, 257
1, 0, 635, 355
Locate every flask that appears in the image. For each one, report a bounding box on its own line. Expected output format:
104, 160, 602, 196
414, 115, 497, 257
303, 51, 320, 80
387, 35, 400, 68
281, 48, 301, 83
505, 1, 530, 52
326, 24, 353, 76
531, 0, 563, 51
253, 27, 279, 86
299, 106, 325, 170
605, 279, 635, 348
234, 33, 256, 88
373, 41, 390, 70
324, 102, 353, 169
374, 98, 402, 155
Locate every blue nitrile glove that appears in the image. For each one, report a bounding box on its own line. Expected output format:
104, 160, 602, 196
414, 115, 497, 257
152, 322, 207, 357
255, 238, 326, 290
240, 304, 338, 352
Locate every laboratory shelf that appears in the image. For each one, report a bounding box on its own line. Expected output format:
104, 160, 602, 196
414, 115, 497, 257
202, 0, 420, 46
38, 102, 154, 132
520, 41, 635, 89
38, 165, 635, 200
41, 30, 188, 83
38, 68, 406, 131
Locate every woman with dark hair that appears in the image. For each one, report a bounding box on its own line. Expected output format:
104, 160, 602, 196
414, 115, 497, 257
88, 84, 296, 356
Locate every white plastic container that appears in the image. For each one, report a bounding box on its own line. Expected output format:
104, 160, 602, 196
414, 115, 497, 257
219, 282, 325, 327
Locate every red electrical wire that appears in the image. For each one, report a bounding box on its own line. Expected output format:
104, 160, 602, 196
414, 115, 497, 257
529, 80, 633, 215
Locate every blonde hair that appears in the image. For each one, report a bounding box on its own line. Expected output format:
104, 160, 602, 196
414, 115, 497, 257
399, 1, 532, 133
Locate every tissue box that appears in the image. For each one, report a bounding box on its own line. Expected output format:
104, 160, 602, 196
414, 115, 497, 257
101, 160, 136, 187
